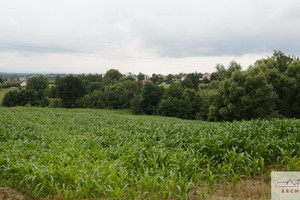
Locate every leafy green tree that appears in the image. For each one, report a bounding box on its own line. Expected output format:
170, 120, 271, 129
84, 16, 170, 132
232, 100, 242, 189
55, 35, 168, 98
203, 77, 209, 84
214, 64, 227, 80
210, 72, 218, 81
157, 97, 181, 117
194, 94, 209, 120
131, 95, 143, 114
166, 74, 174, 84
104, 83, 129, 109
2, 90, 18, 107
104, 69, 123, 85
166, 84, 183, 99
77, 90, 105, 109
177, 96, 194, 119
272, 50, 294, 72
188, 73, 201, 90
141, 83, 164, 114
181, 78, 193, 89
216, 68, 277, 121
150, 73, 159, 84
56, 75, 86, 108
17, 90, 38, 106
88, 82, 104, 93
25, 75, 48, 101
182, 88, 196, 101
78, 73, 102, 82
137, 73, 145, 81
279, 60, 300, 117
227, 61, 242, 77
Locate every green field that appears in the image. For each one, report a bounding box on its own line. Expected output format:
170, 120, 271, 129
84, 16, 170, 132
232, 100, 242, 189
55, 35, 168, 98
0, 89, 7, 105
0, 107, 299, 199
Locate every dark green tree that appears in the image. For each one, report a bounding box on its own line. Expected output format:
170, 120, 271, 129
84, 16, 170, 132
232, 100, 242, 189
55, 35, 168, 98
137, 73, 145, 81
166, 84, 183, 99
26, 75, 48, 99
272, 50, 294, 72
104, 69, 123, 85
181, 78, 193, 89
141, 83, 164, 114
157, 97, 181, 117
104, 83, 129, 109
56, 75, 86, 108
2, 90, 18, 107
166, 74, 174, 84
150, 73, 159, 84
131, 95, 143, 114
77, 90, 105, 109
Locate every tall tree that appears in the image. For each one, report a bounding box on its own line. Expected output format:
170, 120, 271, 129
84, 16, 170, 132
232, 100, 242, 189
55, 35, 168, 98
141, 83, 164, 114
272, 50, 294, 73
104, 69, 123, 85
26, 75, 48, 99
56, 75, 86, 108
137, 73, 145, 81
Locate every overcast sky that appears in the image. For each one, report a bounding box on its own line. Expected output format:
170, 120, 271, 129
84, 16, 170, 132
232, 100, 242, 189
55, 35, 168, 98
0, 0, 300, 75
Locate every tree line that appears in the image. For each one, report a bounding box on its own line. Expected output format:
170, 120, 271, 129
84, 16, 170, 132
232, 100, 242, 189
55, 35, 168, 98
2, 50, 300, 121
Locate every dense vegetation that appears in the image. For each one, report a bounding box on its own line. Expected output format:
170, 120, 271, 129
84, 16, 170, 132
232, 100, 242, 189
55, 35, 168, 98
0, 107, 299, 199
2, 51, 300, 121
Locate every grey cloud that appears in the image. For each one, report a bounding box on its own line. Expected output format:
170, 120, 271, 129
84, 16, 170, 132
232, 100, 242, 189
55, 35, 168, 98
0, 0, 300, 72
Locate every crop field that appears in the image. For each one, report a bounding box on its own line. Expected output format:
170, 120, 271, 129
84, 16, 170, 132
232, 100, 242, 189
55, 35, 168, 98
0, 89, 7, 105
0, 107, 300, 199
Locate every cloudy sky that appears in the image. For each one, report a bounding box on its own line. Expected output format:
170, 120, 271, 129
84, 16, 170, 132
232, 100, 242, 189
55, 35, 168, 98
0, 0, 300, 75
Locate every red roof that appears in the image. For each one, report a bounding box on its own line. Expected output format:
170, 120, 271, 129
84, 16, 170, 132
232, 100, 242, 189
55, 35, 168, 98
142, 79, 153, 83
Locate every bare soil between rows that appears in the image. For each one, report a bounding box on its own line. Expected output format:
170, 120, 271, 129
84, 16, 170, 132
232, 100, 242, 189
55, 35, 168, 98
0, 187, 31, 200
0, 179, 271, 200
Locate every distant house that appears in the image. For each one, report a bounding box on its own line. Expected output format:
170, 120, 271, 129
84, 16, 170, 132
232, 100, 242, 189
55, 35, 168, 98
157, 74, 166, 79
124, 72, 138, 80
142, 79, 152, 83
20, 81, 27, 88
145, 75, 151, 80
203, 72, 211, 80
18, 77, 27, 82
180, 74, 187, 81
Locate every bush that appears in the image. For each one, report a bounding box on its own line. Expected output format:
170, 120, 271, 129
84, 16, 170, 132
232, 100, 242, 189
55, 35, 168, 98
77, 90, 105, 109
2, 90, 18, 107
130, 95, 143, 114
48, 98, 63, 108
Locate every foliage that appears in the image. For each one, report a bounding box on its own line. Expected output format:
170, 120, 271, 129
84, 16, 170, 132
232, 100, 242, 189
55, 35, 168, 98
103, 69, 123, 85
47, 98, 63, 108
77, 90, 105, 109
26, 75, 48, 94
141, 83, 164, 114
2, 52, 300, 122
271, 50, 294, 72
137, 72, 145, 81
56, 75, 86, 108
103, 83, 129, 109
130, 95, 143, 114
2, 89, 39, 107
2, 90, 19, 107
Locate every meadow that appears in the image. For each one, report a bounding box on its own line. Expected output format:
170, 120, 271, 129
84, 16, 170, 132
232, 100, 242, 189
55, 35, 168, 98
0, 107, 299, 199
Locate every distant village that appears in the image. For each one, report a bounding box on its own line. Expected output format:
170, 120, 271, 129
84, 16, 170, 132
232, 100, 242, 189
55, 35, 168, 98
0, 72, 212, 90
